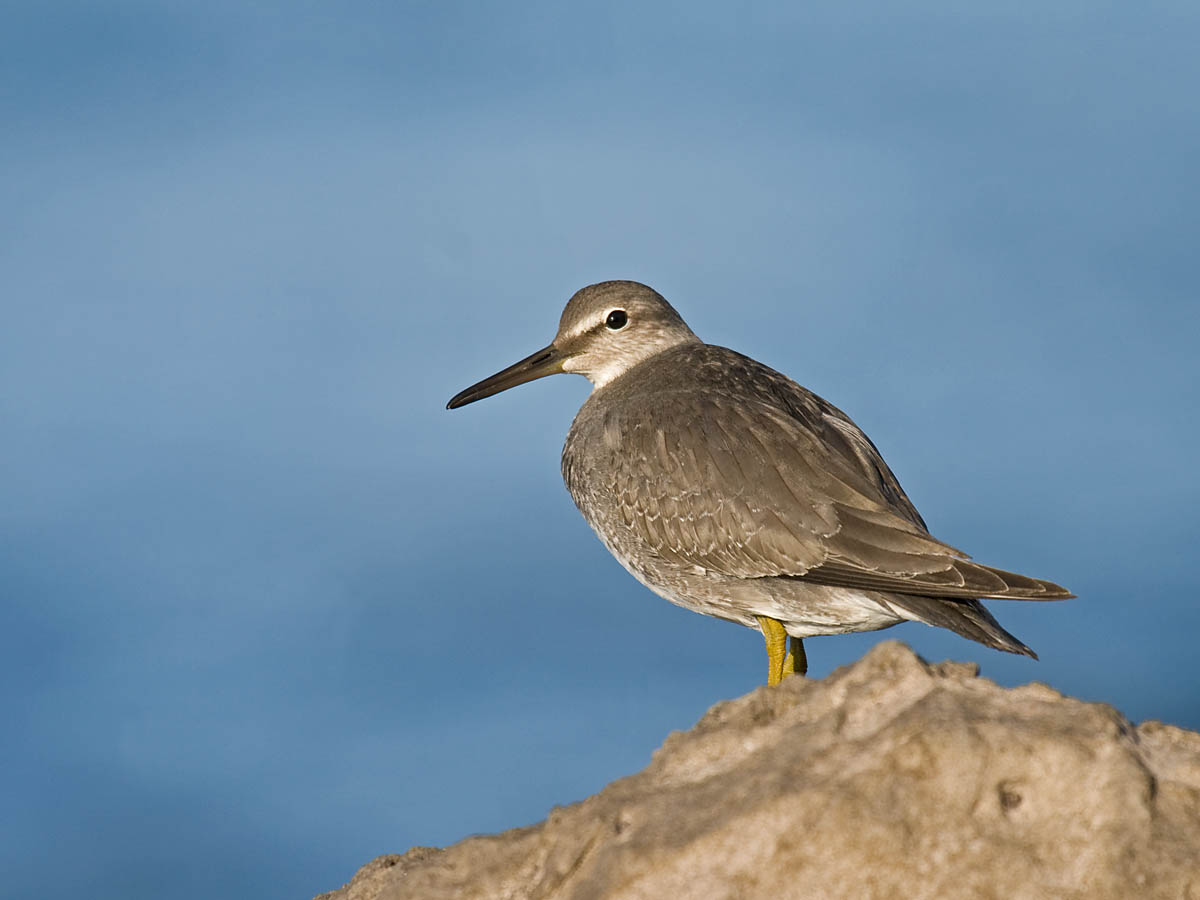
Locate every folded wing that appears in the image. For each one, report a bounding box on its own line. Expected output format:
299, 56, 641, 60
601, 386, 1071, 602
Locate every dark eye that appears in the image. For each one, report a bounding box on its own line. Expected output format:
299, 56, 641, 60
605, 309, 628, 330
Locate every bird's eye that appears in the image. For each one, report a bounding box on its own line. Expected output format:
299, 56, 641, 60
605, 309, 628, 330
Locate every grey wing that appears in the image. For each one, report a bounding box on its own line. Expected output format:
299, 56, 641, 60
603, 393, 1072, 601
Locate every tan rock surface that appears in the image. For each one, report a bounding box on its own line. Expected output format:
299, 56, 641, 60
317, 642, 1200, 900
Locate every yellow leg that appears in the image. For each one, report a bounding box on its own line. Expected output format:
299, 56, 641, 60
788, 635, 808, 677
756, 617, 808, 684
756, 616, 790, 686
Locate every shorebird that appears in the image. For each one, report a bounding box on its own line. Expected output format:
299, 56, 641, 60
447, 281, 1071, 685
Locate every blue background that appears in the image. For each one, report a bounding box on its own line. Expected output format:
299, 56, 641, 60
4, 3, 1198, 897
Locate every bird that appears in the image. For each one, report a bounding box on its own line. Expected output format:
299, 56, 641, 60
447, 281, 1072, 685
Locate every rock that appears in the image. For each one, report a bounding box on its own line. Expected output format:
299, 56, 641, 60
317, 642, 1200, 900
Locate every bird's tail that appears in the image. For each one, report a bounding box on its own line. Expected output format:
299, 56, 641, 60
884, 594, 1038, 659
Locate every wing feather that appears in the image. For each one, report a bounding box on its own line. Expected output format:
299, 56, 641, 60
579, 365, 1071, 601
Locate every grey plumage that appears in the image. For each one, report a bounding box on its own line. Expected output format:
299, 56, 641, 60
449, 280, 1072, 665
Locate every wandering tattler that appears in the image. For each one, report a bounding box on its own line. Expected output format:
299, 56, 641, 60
447, 281, 1072, 685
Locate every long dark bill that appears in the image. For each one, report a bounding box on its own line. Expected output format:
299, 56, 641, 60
446, 344, 563, 409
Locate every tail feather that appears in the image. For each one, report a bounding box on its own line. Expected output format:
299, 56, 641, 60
883, 594, 1038, 659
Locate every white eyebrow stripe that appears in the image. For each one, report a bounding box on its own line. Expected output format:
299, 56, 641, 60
561, 316, 605, 341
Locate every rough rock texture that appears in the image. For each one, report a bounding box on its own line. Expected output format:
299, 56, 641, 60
318, 642, 1200, 900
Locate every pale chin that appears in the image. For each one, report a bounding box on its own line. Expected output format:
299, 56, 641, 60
561, 355, 622, 389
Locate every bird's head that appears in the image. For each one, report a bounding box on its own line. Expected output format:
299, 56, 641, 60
447, 280, 699, 409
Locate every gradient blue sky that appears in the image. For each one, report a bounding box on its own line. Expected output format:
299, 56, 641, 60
3, 3, 1198, 898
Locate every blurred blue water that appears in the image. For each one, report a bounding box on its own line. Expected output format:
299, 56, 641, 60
3, 3, 1198, 898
